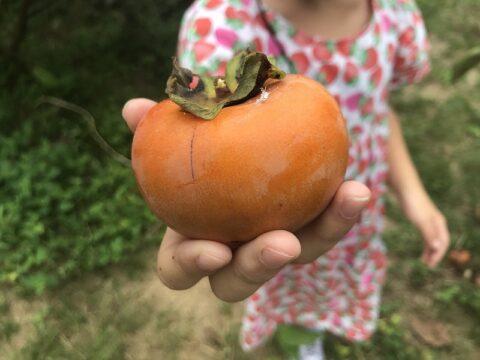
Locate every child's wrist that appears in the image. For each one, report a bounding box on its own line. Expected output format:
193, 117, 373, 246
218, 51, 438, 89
395, 182, 429, 210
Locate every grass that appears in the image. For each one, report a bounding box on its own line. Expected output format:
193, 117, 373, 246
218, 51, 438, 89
1, 0, 480, 359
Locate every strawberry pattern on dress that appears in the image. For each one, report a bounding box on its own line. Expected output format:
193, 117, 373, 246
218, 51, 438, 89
177, 0, 430, 351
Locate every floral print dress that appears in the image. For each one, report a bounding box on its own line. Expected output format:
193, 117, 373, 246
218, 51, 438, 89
177, 0, 430, 351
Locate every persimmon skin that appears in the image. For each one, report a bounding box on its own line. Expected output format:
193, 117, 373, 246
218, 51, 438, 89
132, 74, 349, 243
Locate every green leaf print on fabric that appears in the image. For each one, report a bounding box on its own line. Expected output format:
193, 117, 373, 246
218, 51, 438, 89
226, 18, 244, 30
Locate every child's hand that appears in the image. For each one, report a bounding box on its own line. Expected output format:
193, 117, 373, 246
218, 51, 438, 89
401, 190, 450, 268
122, 98, 370, 302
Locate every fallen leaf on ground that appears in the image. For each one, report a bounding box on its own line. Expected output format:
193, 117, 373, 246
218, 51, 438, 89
448, 250, 471, 270
204, 327, 223, 349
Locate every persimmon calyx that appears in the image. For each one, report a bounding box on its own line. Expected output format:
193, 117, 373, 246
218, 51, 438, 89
165, 49, 285, 120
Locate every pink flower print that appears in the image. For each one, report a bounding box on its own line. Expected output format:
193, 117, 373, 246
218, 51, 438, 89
267, 36, 281, 55
225, 6, 251, 25
291, 52, 310, 73
361, 309, 373, 321
215, 28, 238, 48
313, 43, 333, 62
332, 312, 342, 327
337, 39, 354, 56
326, 278, 338, 290
344, 61, 359, 85
351, 125, 363, 136
244, 334, 253, 346
253, 37, 263, 52
242, 0, 252, 5
217, 60, 227, 76
346, 328, 357, 340
251, 292, 260, 302
380, 13, 392, 32
318, 64, 339, 85
193, 18, 212, 37
370, 67, 383, 87
359, 301, 371, 312
206, 0, 222, 9
293, 30, 313, 46
328, 298, 341, 311
345, 252, 355, 266
288, 305, 297, 320
387, 42, 395, 62
193, 39, 215, 62
399, 26, 415, 46
370, 250, 386, 268
361, 48, 379, 70
361, 273, 374, 288
345, 93, 362, 111
360, 97, 374, 116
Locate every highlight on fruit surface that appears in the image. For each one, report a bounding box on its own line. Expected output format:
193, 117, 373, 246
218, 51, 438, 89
131, 50, 349, 243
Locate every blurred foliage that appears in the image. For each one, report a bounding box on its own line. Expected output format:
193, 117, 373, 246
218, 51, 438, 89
321, 304, 420, 360
273, 324, 321, 358
451, 46, 480, 83
0, 0, 190, 294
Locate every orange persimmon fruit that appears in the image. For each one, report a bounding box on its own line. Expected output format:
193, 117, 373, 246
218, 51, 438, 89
131, 51, 348, 243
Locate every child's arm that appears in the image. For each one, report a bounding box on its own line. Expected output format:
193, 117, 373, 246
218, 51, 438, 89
387, 108, 450, 267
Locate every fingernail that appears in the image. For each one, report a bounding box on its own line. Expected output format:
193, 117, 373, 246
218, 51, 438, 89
339, 196, 370, 219
260, 248, 295, 270
196, 253, 228, 272
121, 99, 135, 117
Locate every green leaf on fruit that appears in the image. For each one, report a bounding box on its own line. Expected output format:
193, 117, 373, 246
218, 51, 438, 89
166, 49, 285, 119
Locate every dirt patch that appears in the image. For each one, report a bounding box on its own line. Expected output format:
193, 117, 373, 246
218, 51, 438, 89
125, 273, 245, 360
0, 268, 249, 360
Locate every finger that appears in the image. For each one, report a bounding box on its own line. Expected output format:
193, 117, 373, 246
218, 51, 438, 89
122, 98, 157, 132
419, 220, 438, 267
421, 246, 435, 267
209, 230, 301, 302
426, 216, 450, 267
420, 214, 449, 267
157, 228, 232, 290
294, 181, 371, 263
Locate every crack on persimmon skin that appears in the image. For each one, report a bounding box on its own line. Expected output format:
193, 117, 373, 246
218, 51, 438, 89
189, 125, 197, 183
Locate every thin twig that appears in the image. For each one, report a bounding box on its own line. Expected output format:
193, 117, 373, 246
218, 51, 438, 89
0, 0, 6, 21
9, 0, 33, 55
37, 96, 131, 167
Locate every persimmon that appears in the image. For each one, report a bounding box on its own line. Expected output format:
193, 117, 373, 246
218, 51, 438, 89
132, 50, 348, 243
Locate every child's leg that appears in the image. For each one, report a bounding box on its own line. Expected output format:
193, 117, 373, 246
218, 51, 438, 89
298, 336, 325, 360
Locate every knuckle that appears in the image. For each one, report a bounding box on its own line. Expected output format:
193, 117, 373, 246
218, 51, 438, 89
156, 262, 191, 291
210, 277, 250, 303
156, 267, 175, 289
211, 285, 244, 303
232, 261, 264, 286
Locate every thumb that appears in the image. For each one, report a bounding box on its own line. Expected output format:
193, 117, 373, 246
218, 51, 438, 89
122, 98, 157, 132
